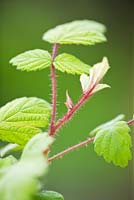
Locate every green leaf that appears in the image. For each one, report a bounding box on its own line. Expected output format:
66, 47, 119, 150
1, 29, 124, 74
35, 191, 64, 200
43, 20, 106, 45
0, 161, 39, 200
0, 155, 17, 177
94, 120, 132, 167
0, 97, 51, 146
0, 143, 20, 157
90, 114, 125, 137
0, 155, 17, 169
21, 133, 53, 161
0, 133, 53, 200
10, 49, 52, 71
54, 53, 91, 74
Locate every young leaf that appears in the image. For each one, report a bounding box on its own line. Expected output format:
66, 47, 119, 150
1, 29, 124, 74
0, 143, 20, 157
0, 97, 51, 146
0, 161, 41, 200
0, 155, 17, 178
65, 90, 73, 110
21, 133, 53, 161
0, 155, 17, 169
80, 74, 89, 92
92, 84, 110, 93
0, 133, 53, 200
10, 49, 52, 71
43, 20, 106, 45
54, 53, 90, 75
80, 57, 110, 94
93, 121, 132, 167
35, 191, 64, 200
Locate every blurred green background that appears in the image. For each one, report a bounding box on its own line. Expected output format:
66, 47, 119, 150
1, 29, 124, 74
1, 0, 133, 199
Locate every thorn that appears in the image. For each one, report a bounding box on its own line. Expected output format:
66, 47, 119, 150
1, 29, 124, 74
65, 90, 74, 111
43, 148, 49, 156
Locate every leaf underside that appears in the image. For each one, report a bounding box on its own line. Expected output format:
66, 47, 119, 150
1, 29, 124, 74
43, 20, 107, 45
0, 143, 21, 157
0, 97, 51, 146
10, 49, 52, 72
94, 120, 132, 167
35, 190, 64, 200
54, 53, 91, 74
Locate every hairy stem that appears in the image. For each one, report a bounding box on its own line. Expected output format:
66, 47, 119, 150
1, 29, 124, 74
127, 119, 134, 126
48, 137, 94, 162
48, 119, 134, 162
49, 43, 59, 136
52, 87, 95, 135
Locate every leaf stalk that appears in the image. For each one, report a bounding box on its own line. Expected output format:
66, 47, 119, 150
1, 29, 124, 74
48, 137, 94, 162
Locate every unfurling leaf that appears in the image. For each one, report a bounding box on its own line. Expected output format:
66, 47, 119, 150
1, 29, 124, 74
10, 49, 52, 71
0, 156, 17, 169
0, 143, 20, 157
0, 97, 51, 146
0, 133, 53, 200
54, 53, 90, 75
65, 90, 74, 110
93, 84, 110, 93
21, 133, 53, 161
80, 57, 110, 94
80, 74, 90, 92
93, 119, 132, 168
35, 190, 64, 200
43, 20, 106, 45
0, 155, 17, 178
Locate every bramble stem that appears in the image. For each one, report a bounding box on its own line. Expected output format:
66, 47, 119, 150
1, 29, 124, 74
48, 137, 94, 162
127, 119, 134, 126
51, 86, 96, 135
48, 118, 134, 162
49, 43, 59, 136
48, 119, 134, 162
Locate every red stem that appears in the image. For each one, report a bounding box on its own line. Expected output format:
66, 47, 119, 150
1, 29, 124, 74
127, 119, 134, 126
51, 86, 95, 135
48, 137, 94, 162
48, 119, 134, 162
49, 43, 59, 136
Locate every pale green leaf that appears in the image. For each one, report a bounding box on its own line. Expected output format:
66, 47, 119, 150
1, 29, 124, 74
89, 57, 110, 84
0, 143, 20, 157
93, 84, 110, 93
35, 191, 64, 200
0, 155, 17, 177
80, 57, 110, 94
43, 20, 106, 45
10, 49, 52, 71
90, 114, 125, 137
54, 53, 90, 74
0, 161, 39, 200
0, 155, 17, 169
21, 133, 54, 161
80, 74, 89, 92
0, 97, 51, 145
94, 121, 132, 167
0, 133, 53, 200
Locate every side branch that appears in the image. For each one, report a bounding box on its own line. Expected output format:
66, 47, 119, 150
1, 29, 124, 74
127, 119, 134, 126
49, 43, 59, 136
48, 137, 94, 162
52, 86, 95, 134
